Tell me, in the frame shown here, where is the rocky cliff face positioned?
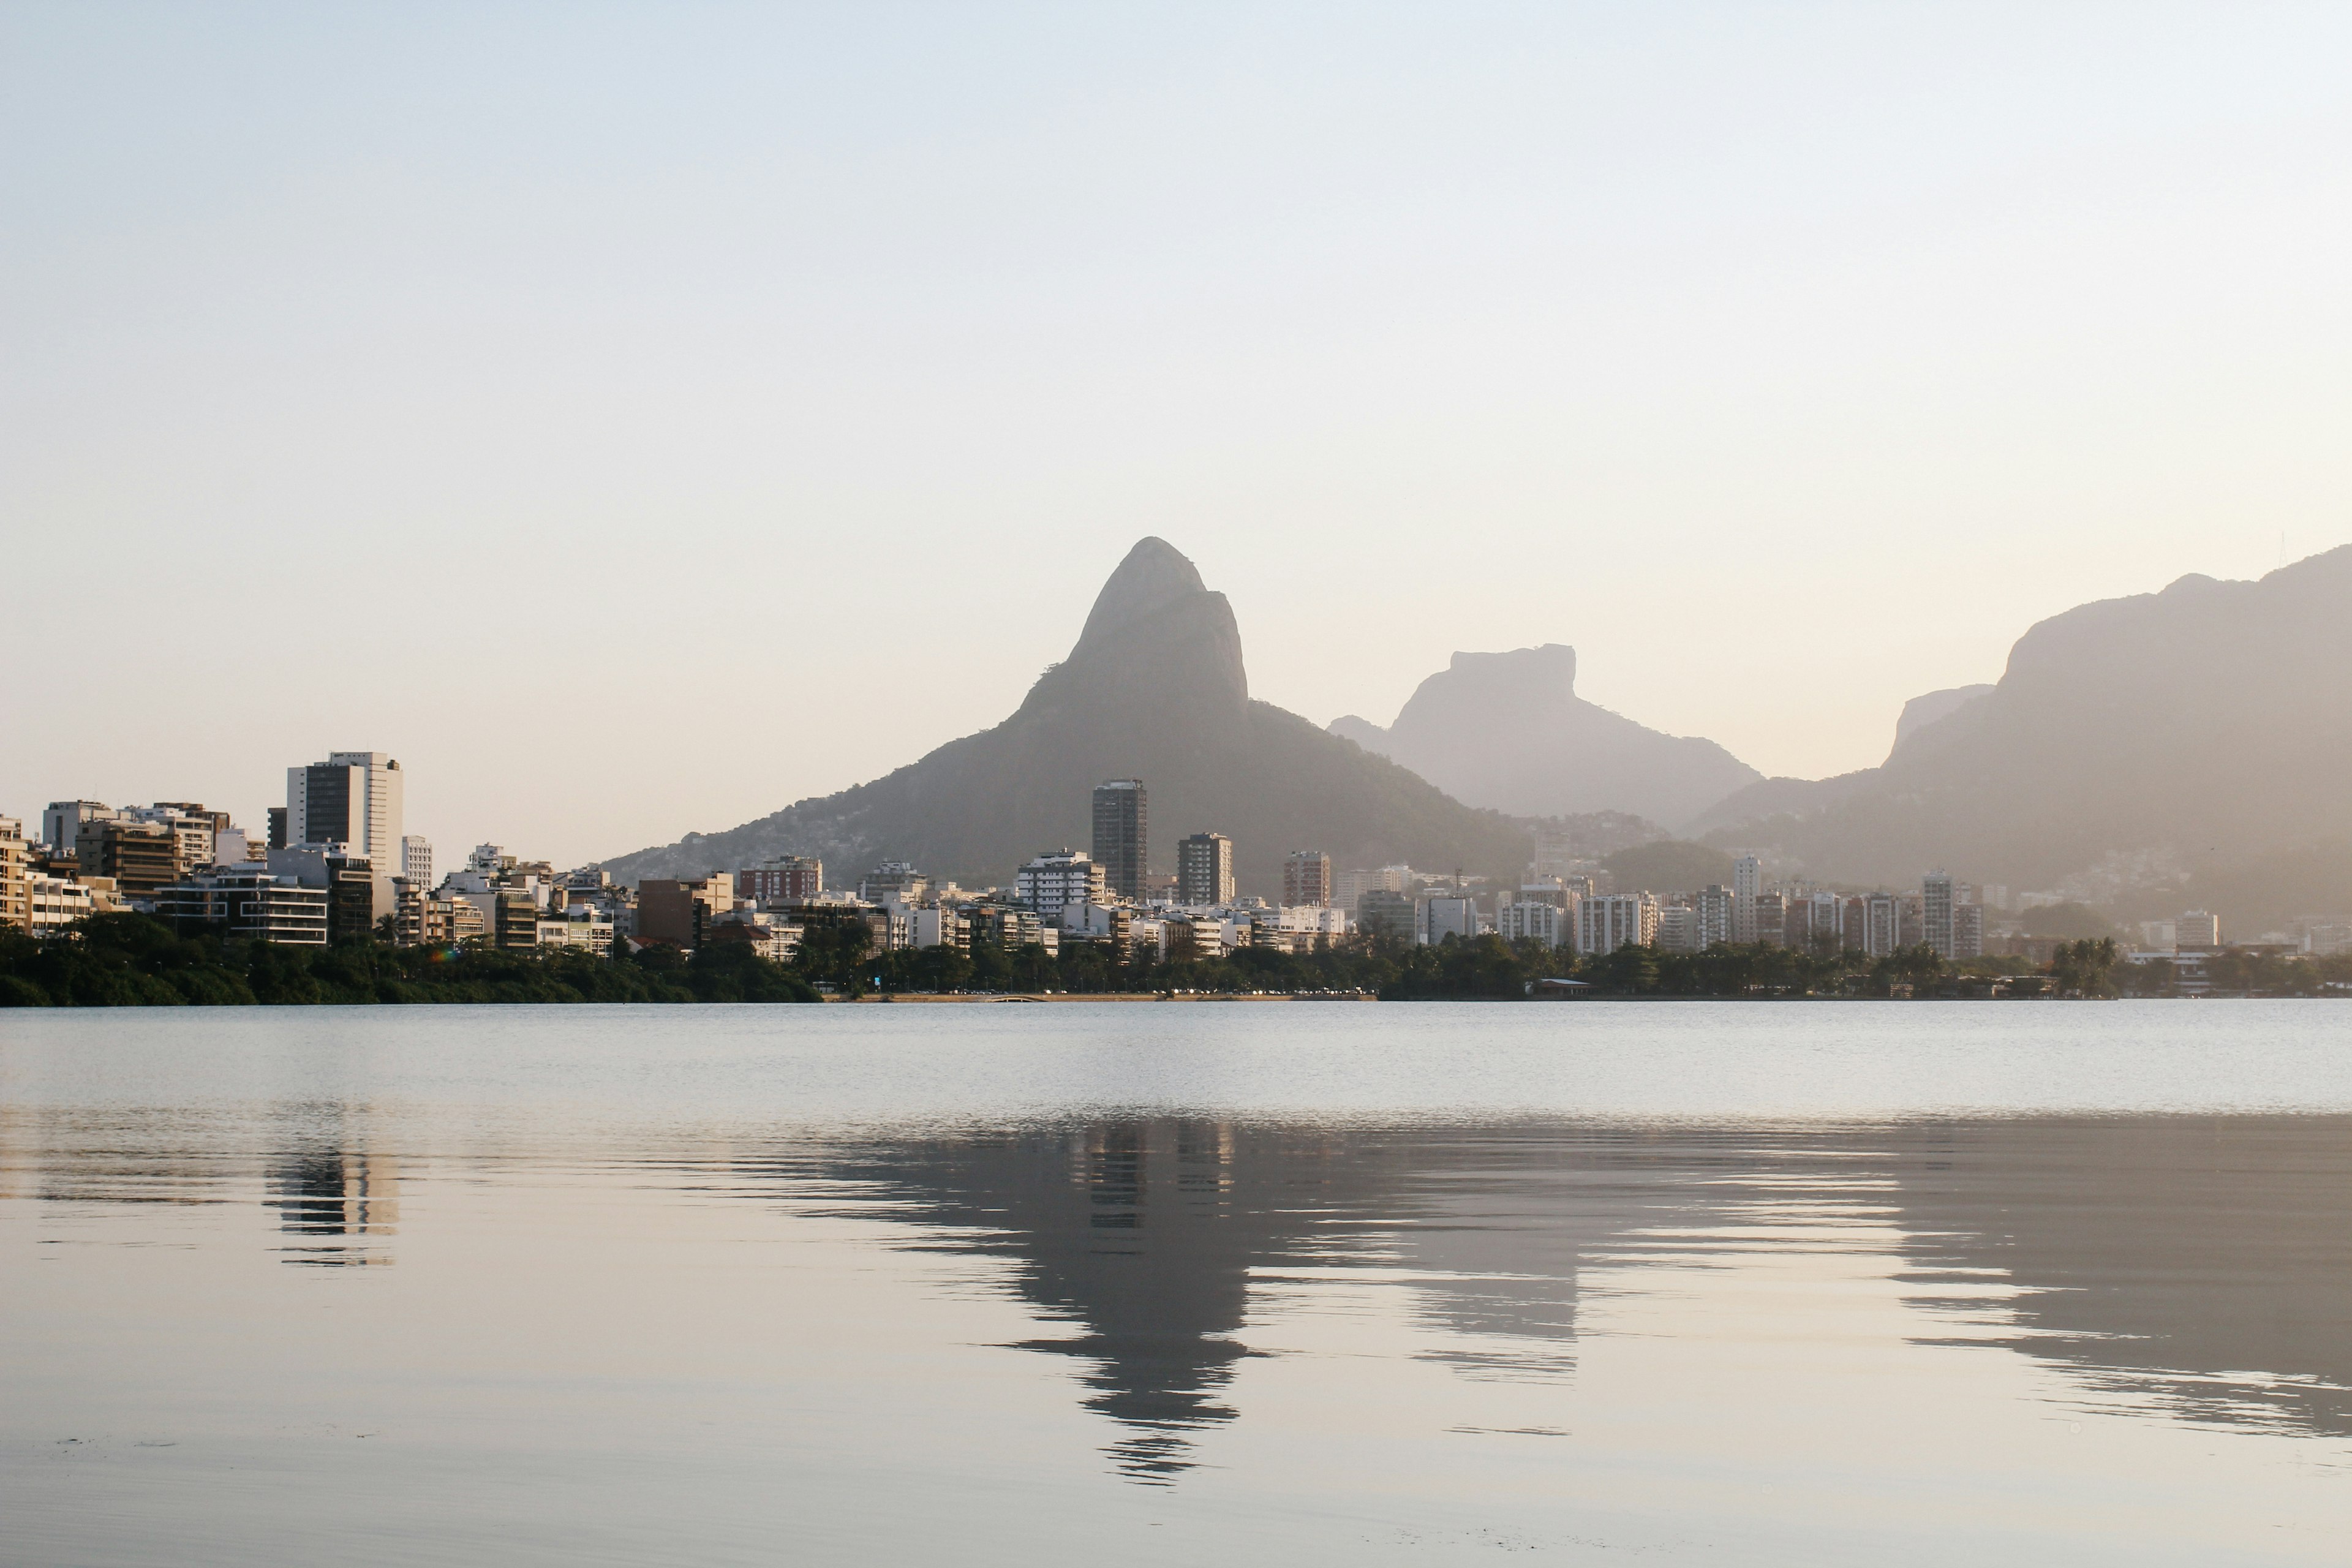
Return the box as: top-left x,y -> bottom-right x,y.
1698,546 -> 2352,921
1887,684 -> 1994,761
1330,643 -> 1762,829
601,538 -> 1529,894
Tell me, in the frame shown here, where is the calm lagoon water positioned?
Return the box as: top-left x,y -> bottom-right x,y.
4,1000 -> 2350,1566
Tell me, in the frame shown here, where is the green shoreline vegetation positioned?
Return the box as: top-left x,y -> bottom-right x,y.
4,912 -> 2342,1008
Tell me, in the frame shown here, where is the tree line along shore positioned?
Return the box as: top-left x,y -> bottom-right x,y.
8,911 -> 2345,1008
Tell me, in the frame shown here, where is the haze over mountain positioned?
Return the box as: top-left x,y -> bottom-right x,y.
1329,644 -> 1762,829
1693,547 -> 2352,927
603,540 -> 1530,894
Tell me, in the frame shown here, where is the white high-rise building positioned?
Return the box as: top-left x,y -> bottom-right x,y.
1576,893 -> 1659,954
287,752 -> 405,921
1016,850 -> 1106,917
1419,895 -> 1476,945
1923,871 -> 1956,959
401,835 -> 433,887
1731,855 -> 1763,941
1951,902 -> 1983,959
1864,892 -> 1903,956
1496,900 -> 1566,949
287,753 -> 405,864
42,801 -> 118,856
1695,885 -> 1733,950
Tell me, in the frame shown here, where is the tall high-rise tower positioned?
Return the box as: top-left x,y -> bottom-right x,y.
1922,870 -> 1956,959
1731,853 -> 1763,943
287,754 -> 405,926
1091,779 -> 1147,902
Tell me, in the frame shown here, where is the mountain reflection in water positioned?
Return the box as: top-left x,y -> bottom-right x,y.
772,1116 -> 2352,1479
1891,1117 -> 2352,1441
6,1094 -> 2348,1500
794,1120 -> 1694,1479
12,1008 -> 2352,1564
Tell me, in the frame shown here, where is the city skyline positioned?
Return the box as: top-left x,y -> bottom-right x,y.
10,753 -> 2254,966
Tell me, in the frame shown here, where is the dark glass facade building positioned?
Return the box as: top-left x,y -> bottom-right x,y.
1177,832 -> 1234,908
1091,780 -> 1147,902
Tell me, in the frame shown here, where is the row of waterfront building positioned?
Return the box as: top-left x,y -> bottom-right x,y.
967,785 -> 2008,961
4,765 -> 2299,963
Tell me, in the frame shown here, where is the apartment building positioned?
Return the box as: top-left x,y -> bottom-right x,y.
859,861 -> 930,905
1357,888 -> 1417,944
1496,899 -> 1566,949
1335,865 -> 1412,913
1576,893 -> 1659,954
1177,833 -> 1235,907
1016,850 -> 1106,915
739,856 -> 824,904
1731,855 -> 1763,941
1655,903 -> 1702,954
42,801 -> 116,856
1281,850 -> 1332,908
638,873 -> 736,949
0,817 -> 28,932
1695,884 -> 1733,949
77,819 -> 179,898
1090,780 -> 1148,902
1420,895 -> 1476,945
153,868 -> 330,945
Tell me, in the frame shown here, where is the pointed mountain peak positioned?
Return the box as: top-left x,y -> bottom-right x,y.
1027,536 -> 1245,713
1072,537 -> 1210,655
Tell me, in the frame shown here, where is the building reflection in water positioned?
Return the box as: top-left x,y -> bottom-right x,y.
0,1098 -> 402,1265
268,1149 -> 398,1266
793,1115 -> 2352,1482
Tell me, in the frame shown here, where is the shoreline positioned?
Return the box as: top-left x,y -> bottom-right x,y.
834,990 -> 1379,1003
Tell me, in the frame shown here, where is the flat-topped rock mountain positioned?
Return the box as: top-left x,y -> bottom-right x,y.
1329,644 -> 1763,829
601,538 -> 1531,895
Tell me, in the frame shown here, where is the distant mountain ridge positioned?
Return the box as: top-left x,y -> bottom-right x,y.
1695,546 -> 2352,925
1330,643 -> 1763,829
600,539 -> 1531,894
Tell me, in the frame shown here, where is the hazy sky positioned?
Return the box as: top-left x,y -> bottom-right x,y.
7,3 -> 2350,868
